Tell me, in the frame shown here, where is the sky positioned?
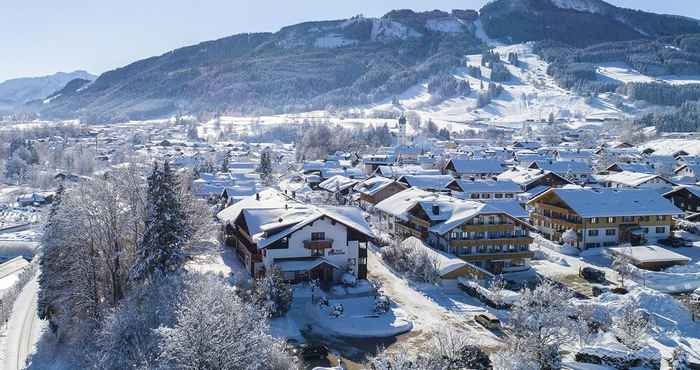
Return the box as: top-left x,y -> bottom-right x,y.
1,0 -> 698,82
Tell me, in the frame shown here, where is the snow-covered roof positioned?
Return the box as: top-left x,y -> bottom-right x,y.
529,160 -> 592,175
481,199 -> 528,219
449,179 -> 521,194
496,167 -> 561,187
318,175 -> 358,192
397,175 -> 453,190
274,258 -> 340,272
597,171 -> 673,187
401,237 -> 467,278
376,188 -> 523,235
217,189 -> 374,249
447,159 -> 505,174
607,162 -> 655,174
530,188 -> 683,218
353,176 -> 400,196
375,165 -> 440,178
608,245 -> 691,264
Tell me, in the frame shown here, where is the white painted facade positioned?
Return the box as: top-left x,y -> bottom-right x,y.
262,217 -> 359,280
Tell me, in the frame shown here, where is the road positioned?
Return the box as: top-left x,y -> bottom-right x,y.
3,274 -> 44,370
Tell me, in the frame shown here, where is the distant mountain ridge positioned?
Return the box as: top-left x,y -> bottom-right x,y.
35,0 -> 700,122
0,71 -> 96,108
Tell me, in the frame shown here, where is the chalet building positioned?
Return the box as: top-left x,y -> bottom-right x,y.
528,188 -> 682,250
443,159 -> 506,179
446,179 -> 521,200
555,149 -> 594,163
674,164 -> 700,182
376,188 -> 534,274
217,189 -> 373,285
663,185 -> 700,214
496,167 -> 572,193
362,155 -> 394,175
352,177 -> 408,207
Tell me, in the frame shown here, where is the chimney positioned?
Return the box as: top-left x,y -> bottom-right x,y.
432,205 -> 440,215
256,193 -> 260,201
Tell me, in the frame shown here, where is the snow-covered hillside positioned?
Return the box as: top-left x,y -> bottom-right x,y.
368,43 -> 648,129
597,62 -> 700,86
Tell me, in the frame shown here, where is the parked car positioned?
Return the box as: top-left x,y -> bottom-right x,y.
300,344 -> 329,361
658,237 -> 689,248
475,313 -> 500,329
580,267 -> 606,283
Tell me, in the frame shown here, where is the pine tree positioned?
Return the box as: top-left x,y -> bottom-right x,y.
132,161 -> 190,281
38,183 -> 65,331
220,151 -> 230,173
257,149 -> 273,186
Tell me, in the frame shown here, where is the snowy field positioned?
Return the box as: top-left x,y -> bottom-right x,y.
597,62 -> 700,86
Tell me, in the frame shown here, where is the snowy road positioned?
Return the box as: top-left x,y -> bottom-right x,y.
367,248 -> 502,350
3,274 -> 45,370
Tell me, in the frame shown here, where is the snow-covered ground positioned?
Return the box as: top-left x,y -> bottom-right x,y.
366,247 -> 503,350
2,274 -> 46,370
597,62 -> 700,86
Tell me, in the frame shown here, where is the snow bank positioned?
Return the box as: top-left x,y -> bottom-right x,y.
308,296 -> 412,338
628,264 -> 700,293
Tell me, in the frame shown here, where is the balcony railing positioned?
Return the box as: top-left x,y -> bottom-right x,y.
303,239 -> 334,250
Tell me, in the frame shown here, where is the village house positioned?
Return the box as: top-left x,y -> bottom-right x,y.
496,167 -> 572,194
674,164 -> 700,182
217,189 -> 374,286
663,185 -> 700,214
527,160 -> 593,184
375,188 -> 534,275
352,176 -> 408,208
528,188 -> 682,249
396,174 -> 454,192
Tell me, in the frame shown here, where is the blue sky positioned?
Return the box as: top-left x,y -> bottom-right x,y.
0,0 -> 697,82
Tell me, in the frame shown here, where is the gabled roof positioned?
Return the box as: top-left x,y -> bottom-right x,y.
446,159 -> 505,174
375,188 -> 524,235
606,163 -> 655,174
448,179 -> 521,194
353,176 -> 404,196
318,175 -> 358,192
397,175 -> 453,190
217,189 -> 374,250
664,185 -> 700,199
528,160 -> 592,175
496,167 -> 569,187
597,171 -> 674,187
529,188 -> 682,218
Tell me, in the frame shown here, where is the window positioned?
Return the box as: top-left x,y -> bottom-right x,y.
605,229 -> 616,236
588,230 -> 599,236
311,232 -> 325,241
642,228 -> 649,234
471,194 -> 480,199
505,193 -> 514,198
483,193 -> 491,199
656,215 -> 665,221
590,218 -> 598,224
656,226 -> 666,234
608,217 -> 615,223
622,216 -> 633,222
495,193 -> 503,199
311,249 -> 324,257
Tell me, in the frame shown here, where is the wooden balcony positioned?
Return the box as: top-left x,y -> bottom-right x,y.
303,239 -> 334,250
460,250 -> 535,262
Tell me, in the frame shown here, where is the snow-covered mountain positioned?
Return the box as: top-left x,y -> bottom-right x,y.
0,71 -> 96,108
33,0 -> 700,122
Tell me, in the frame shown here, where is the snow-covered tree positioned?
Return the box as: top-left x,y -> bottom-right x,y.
489,275 -> 508,306
257,148 -> 273,186
132,161 -> 191,281
507,280 -> 573,369
613,301 -> 650,350
612,253 -> 634,289
158,274 -> 298,370
423,330 -> 491,370
671,347 -> 690,370
254,267 -> 293,317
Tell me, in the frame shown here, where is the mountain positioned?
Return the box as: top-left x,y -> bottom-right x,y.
480,0 -> 700,47
0,71 -> 96,108
38,1 -> 700,122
